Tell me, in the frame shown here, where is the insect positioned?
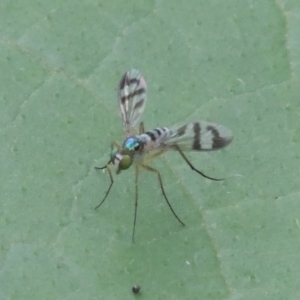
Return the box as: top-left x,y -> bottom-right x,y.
132,285 -> 141,294
95,69 -> 233,242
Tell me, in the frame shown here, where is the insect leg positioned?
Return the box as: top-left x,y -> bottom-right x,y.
174,145 -> 224,181
94,165 -> 114,209
132,166 -> 140,243
111,141 -> 121,149
142,149 -> 166,164
94,140 -> 121,209
141,164 -> 185,226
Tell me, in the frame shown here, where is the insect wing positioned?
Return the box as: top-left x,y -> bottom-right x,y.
118,69 -> 147,135
158,121 -> 233,151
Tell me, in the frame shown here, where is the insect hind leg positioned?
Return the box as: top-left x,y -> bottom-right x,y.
141,164 -> 185,226
174,145 -> 224,181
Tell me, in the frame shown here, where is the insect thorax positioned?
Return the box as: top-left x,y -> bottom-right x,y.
123,136 -> 144,152
110,136 -> 145,174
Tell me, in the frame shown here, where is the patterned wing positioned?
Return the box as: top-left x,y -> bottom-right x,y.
118,69 -> 147,135
141,121 -> 233,152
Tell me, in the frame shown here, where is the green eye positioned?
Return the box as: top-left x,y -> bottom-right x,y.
119,155 -> 132,171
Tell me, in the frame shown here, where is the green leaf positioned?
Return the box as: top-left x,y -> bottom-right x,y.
1,0 -> 300,299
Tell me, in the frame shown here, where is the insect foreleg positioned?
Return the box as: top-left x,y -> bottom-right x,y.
94,165 -> 114,209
